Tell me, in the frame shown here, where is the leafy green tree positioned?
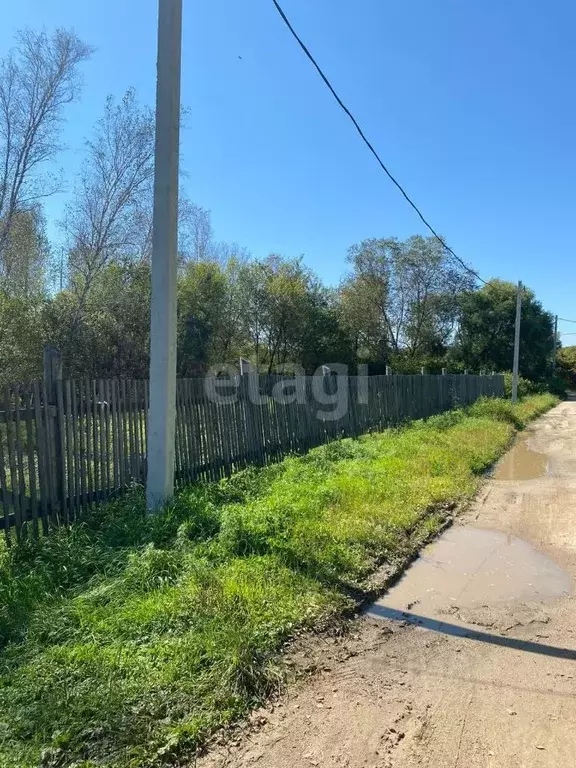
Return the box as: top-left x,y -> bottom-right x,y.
0,206 -> 51,297
456,280 -> 554,379
45,263 -> 151,378
177,260 -> 229,375
242,255 -> 348,373
340,235 -> 472,370
0,293 -> 45,385
557,346 -> 576,388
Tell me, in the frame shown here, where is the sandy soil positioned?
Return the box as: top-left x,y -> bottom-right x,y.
199,401 -> 576,768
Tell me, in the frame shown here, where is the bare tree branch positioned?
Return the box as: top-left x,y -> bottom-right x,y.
63,89 -> 155,304
0,28 -> 92,267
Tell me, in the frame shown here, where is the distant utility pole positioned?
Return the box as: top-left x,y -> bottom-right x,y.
146,0 -> 183,510
552,314 -> 558,371
511,280 -> 522,403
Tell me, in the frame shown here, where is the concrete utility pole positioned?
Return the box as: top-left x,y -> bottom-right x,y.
511,280 -> 522,404
146,0 -> 183,510
552,315 -> 558,371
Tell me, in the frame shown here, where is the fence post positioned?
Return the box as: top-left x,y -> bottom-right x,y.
385,365 -> 392,376
442,368 -> 447,375
239,359 -> 261,464
43,347 -> 62,397
43,347 -> 64,520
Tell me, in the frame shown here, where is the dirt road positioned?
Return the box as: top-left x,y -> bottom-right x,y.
201,401 -> 576,768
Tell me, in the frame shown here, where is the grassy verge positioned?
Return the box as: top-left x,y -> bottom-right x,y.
0,394 -> 558,767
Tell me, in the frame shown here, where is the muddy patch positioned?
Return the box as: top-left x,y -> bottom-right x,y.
367,527 -> 571,621
493,435 -> 548,481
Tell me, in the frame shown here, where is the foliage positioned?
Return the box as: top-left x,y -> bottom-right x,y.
0,28 -> 560,390
498,370 -> 566,400
0,207 -> 51,297
557,345 -> 576,389
178,259 -> 241,375
456,280 -> 555,380
340,235 -> 474,368
467,392 -> 557,429
43,262 -> 151,379
0,395 -> 557,768
501,370 -> 539,399
0,292 -> 45,385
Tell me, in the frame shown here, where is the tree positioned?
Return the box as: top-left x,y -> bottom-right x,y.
177,260 -> 229,375
0,205 -> 50,296
0,28 -> 91,264
178,199 -> 213,263
0,292 -> 45,385
45,262 -> 151,378
456,280 -> 554,379
556,346 -> 576,389
341,235 -> 473,370
248,256 -> 312,372
241,255 -> 350,373
63,89 -> 214,324
63,89 -> 155,302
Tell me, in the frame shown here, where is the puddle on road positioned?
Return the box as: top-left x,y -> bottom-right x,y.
367,527 -> 571,620
492,435 -> 548,481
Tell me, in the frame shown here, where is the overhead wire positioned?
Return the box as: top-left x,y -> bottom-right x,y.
270,0 -> 488,286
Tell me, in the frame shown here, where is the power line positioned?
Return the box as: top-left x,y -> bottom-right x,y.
559,317 -> 576,324
270,0 -> 488,286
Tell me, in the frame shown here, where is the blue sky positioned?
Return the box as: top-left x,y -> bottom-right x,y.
2,0 -> 576,339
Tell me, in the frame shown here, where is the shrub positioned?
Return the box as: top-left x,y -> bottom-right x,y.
501,370 -> 566,399
501,371 -> 538,399
468,393 -> 558,429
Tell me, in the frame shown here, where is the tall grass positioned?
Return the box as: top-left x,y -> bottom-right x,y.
0,394 -> 558,767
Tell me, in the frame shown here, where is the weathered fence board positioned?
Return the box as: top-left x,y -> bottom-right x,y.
0,373 -> 504,540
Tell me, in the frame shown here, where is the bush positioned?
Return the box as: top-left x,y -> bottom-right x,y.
501,370 -> 566,399
541,374 -> 567,397
468,393 -> 558,429
501,371 -> 538,399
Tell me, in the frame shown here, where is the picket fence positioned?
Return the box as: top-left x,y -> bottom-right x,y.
0,372 -> 504,541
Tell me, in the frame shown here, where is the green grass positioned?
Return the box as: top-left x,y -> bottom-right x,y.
0,394 -> 558,768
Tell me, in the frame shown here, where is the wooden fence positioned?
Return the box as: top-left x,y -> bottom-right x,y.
0,372 -> 504,541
